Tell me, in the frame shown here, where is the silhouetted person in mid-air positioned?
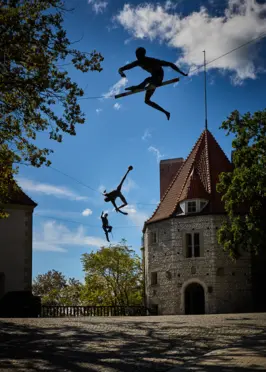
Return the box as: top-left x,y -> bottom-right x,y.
102,166 -> 133,215
118,47 -> 188,120
101,212 -> 113,242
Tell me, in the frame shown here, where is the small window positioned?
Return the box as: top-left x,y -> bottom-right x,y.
151,272 -> 158,285
194,233 -> 200,257
187,201 -> 197,213
186,234 -> 192,257
185,232 -> 203,258
149,231 -> 157,244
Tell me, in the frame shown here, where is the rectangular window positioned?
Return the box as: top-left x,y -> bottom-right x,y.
151,272 -> 158,285
150,231 -> 157,244
186,233 -> 193,257
187,201 -> 197,213
185,232 -> 202,258
194,233 -> 200,257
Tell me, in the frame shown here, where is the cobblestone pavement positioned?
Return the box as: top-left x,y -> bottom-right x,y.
0,313 -> 265,372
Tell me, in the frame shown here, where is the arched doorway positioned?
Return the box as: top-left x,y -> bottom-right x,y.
185,282 -> 205,314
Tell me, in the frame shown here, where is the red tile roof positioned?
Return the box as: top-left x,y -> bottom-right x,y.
145,129 -> 233,226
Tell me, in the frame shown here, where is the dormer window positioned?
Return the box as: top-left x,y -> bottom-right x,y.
187,201 -> 197,213
179,199 -> 208,215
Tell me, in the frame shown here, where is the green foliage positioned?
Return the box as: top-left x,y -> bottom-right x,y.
81,240 -> 143,306
217,109 -> 266,259
32,269 -> 83,305
0,0 -> 103,217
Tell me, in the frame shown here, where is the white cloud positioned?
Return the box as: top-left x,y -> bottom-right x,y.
123,204 -> 149,227
16,177 -> 88,201
164,0 -> 179,11
33,220 -> 108,253
148,146 -> 164,163
103,78 -> 128,99
96,108 -> 102,114
113,102 -> 121,110
36,209 -> 89,219
123,178 -> 138,193
82,208 -> 93,216
88,0 -> 108,14
142,128 -> 152,141
34,241 -> 67,253
115,0 -> 266,84
98,184 -> 106,193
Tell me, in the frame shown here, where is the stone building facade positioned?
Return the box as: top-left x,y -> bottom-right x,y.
143,129 -> 256,315
0,184 -> 37,298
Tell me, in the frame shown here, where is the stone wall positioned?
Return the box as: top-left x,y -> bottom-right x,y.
144,214 -> 253,315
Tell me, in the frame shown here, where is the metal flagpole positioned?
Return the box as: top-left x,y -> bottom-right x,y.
203,50 -> 208,130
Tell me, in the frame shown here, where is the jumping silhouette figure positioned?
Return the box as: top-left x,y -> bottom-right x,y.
101,212 -> 113,242
118,47 -> 187,120
102,166 -> 133,215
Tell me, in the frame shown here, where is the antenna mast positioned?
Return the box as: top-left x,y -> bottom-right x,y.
203,50 -> 208,130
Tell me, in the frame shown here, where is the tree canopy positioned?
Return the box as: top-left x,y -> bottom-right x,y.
217,109 -> 266,259
0,0 -> 103,217
81,240 -> 143,306
32,269 -> 83,305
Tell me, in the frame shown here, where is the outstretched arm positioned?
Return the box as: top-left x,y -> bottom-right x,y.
160,60 -> 187,76
117,166 -> 133,191
118,61 -> 139,77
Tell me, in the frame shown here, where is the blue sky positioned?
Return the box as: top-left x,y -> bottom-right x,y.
16,0 -> 266,282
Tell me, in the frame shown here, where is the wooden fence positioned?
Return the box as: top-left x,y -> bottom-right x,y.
41,305 -> 151,317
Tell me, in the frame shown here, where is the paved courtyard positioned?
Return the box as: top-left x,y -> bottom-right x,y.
0,313 -> 265,371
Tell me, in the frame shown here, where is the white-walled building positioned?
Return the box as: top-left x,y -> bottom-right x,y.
0,185 -> 37,298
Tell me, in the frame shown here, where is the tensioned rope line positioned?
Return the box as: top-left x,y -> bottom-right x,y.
35,213 -> 141,229
78,31 -> 266,100
18,162 -> 158,206
49,165 -> 99,193
16,31 -> 266,208
49,165 -> 158,205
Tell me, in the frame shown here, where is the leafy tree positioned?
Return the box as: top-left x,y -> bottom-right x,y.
0,0 -> 103,217
81,240 -> 143,306
32,269 -> 83,305
217,109 -> 266,259
61,277 -> 83,306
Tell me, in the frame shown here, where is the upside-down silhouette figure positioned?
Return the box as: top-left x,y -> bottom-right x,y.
101,212 -> 113,242
118,47 -> 187,120
102,166 -> 133,215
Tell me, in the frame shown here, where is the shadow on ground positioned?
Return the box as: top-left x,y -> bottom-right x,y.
0,315 -> 265,371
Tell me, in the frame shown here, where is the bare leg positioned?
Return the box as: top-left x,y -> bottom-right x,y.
117,193 -> 127,209
111,199 -> 118,210
145,88 -> 170,120
105,231 -> 110,242
117,203 -> 127,210
103,227 -> 110,242
126,77 -> 152,91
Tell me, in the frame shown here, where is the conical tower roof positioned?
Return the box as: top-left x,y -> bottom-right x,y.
145,129 -> 232,226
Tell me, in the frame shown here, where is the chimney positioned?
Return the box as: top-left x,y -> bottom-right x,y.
160,158 -> 184,199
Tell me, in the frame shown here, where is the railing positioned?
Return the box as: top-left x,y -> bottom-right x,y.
41,305 -> 149,317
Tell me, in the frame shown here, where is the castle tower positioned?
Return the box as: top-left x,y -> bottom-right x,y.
142,129 -> 253,315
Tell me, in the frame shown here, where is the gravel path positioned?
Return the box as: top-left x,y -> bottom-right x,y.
0,313 -> 265,371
